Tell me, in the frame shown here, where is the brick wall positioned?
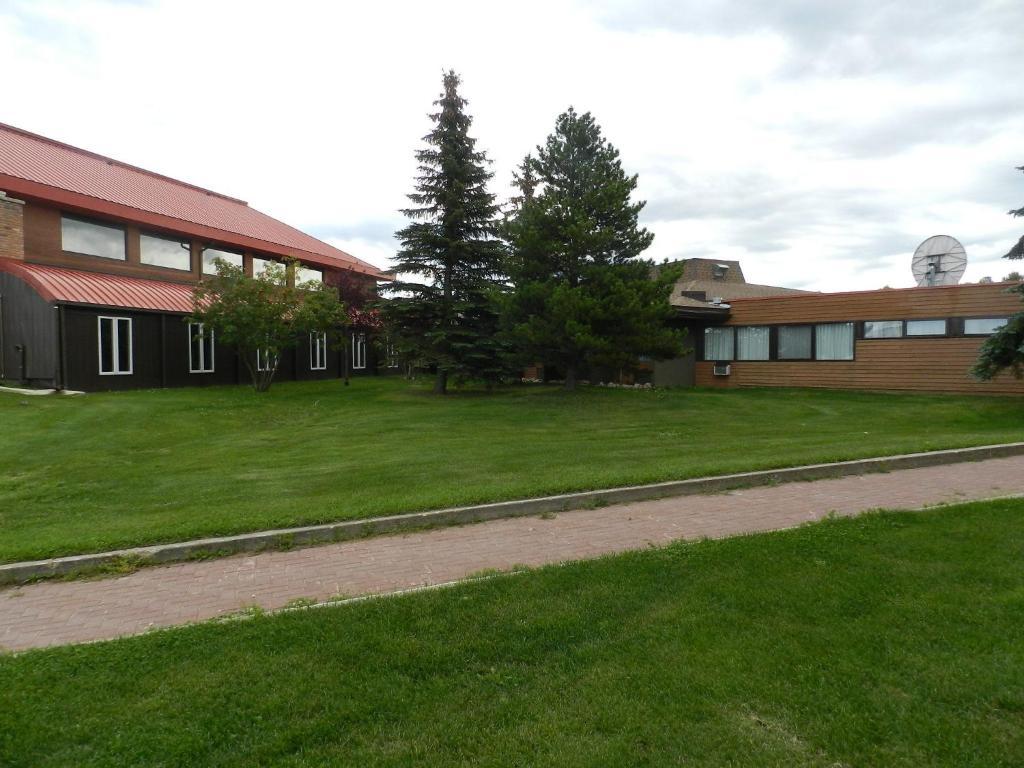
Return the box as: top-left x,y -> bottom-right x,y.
0,191 -> 25,260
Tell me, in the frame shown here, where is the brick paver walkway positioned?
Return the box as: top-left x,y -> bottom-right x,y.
3,455 -> 1024,652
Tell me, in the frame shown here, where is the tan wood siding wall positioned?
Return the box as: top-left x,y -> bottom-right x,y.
722,282 -> 1022,324
695,283 -> 1024,395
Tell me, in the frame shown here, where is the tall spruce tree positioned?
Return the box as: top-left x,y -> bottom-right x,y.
973,164 -> 1024,380
505,108 -> 683,390
384,71 -> 507,393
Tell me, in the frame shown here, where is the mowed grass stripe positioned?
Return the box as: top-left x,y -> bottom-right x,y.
1,377 -> 1023,562
1,499 -> 1022,766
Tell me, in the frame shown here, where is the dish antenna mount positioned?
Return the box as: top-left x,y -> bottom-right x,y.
911,235 -> 967,286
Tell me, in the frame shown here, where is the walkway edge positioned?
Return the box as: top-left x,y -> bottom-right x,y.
5,441 -> 1024,585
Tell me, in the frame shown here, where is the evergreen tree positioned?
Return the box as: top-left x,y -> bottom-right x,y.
973,164 -> 1024,380
1006,165 -> 1024,260
384,71 -> 507,393
505,108 -> 684,390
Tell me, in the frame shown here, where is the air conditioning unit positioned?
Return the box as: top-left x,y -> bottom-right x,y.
713,363 -> 731,377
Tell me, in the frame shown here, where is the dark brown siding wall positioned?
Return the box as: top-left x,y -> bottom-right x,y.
62,307 -> 362,392
162,318 -> 240,388
21,201 -> 350,287
694,282 -> 1024,395
0,271 -> 57,385
64,307 -> 163,391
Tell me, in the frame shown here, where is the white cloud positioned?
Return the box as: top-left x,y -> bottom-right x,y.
2,0 -> 1022,289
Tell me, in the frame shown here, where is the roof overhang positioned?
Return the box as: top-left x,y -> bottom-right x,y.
0,173 -> 391,281
670,304 -> 732,321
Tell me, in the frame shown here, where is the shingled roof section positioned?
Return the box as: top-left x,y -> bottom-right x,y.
0,122 -> 388,279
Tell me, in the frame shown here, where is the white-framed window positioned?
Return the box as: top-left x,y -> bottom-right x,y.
256,348 -> 277,373
352,333 -> 367,370
188,322 -> 215,373
62,216 -> 126,261
141,233 -> 191,271
98,316 -> 133,375
863,320 -> 903,339
906,319 -> 947,337
385,338 -> 399,368
778,325 -> 812,360
736,326 -> 770,361
310,332 -> 328,370
815,322 -> 855,360
964,317 -> 1007,336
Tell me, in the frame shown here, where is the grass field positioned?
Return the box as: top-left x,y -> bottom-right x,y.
2,498 -> 1022,766
1,378 -> 1023,563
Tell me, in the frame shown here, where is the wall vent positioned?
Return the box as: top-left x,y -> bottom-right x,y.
712,363 -> 731,377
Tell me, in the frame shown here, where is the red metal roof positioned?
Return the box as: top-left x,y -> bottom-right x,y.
0,261 -> 197,313
0,122 -> 389,279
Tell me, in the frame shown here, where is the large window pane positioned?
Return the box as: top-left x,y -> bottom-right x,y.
253,256 -> 285,283
141,234 -> 191,270
864,320 -> 903,338
296,265 -> 323,285
310,332 -> 327,370
116,319 -> 132,372
815,323 -> 854,360
62,217 -> 125,260
964,317 -> 1007,335
188,322 -> 214,373
99,318 -> 114,373
778,326 -> 812,359
906,319 -> 946,336
703,327 -> 734,361
202,247 -> 244,274
736,326 -> 769,360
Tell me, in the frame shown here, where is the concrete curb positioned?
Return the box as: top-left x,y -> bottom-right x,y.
4,441 -> 1024,585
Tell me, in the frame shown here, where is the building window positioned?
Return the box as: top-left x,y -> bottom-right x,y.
256,348 -> 276,373
352,333 -> 367,370
703,327 -> 734,361
188,323 -> 215,373
863,320 -> 903,339
296,265 -> 324,285
815,323 -> 854,360
736,326 -> 770,360
385,338 -> 399,369
253,256 -> 285,283
62,216 -> 126,261
141,233 -> 191,271
906,319 -> 947,337
310,332 -> 328,370
964,317 -> 1007,336
778,326 -> 812,360
98,316 -> 132,375
202,247 -> 245,274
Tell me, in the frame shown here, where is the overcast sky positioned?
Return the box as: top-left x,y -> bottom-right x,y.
2,0 -> 1022,290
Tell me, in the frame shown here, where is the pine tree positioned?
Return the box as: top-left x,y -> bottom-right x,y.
384,71 -> 507,393
973,164 -> 1024,380
505,108 -> 684,390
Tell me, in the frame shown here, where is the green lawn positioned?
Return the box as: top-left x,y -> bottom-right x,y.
2,499 -> 1022,766
1,378 -> 1023,563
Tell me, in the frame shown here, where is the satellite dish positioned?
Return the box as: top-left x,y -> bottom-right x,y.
911,235 -> 967,286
